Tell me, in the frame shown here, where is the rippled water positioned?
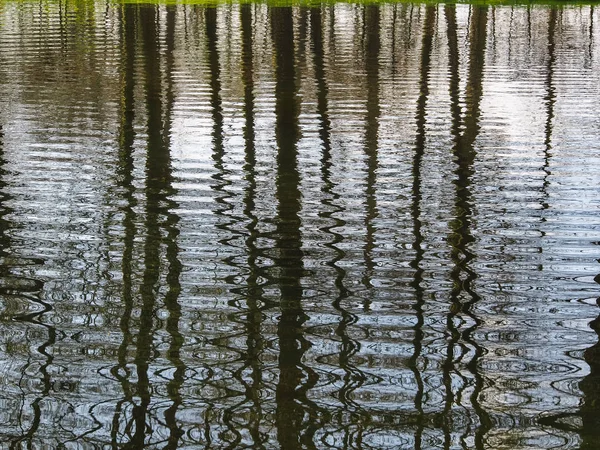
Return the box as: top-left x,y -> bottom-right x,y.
0,1 -> 599,448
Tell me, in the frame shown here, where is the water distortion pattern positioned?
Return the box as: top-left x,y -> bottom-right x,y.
0,2 -> 599,448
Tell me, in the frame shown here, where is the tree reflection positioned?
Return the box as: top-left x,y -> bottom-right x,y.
541,7 -> 557,210
271,7 -> 321,449
0,2 -> 599,448
447,5 -> 491,449
410,6 -> 436,450
125,5 -> 163,446
441,7 -> 466,450
238,4 -> 268,447
362,5 -> 380,298
161,8 -> 185,450
109,4 -> 182,447
110,3 -> 137,447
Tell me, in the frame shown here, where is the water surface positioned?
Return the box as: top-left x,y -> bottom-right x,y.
0,1 -> 600,448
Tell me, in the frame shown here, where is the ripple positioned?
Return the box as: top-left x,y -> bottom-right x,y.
0,1 -> 599,448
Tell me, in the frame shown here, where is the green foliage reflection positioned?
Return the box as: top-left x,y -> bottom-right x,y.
0,0 -> 598,9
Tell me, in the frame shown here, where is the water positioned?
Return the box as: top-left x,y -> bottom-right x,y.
0,1 -> 599,448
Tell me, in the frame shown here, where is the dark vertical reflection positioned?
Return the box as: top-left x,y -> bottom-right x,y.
447,6 -> 491,449
362,5 -> 380,299
110,4 -> 137,447
541,8 -> 557,211
442,5 -> 469,450
390,5 -> 398,74
161,7 -> 185,450
206,6 -> 224,157
271,7 -> 316,449
409,7 -> 436,450
125,6 -> 162,447
238,4 -> 267,447
297,8 -> 309,66
507,7 -> 514,64
0,122 -> 8,260
206,4 -> 231,231
526,6 -> 532,46
588,6 -> 594,66
205,7 -> 239,446
123,5 -> 180,447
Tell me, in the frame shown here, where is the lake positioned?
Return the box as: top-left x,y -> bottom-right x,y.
0,1 -> 599,448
